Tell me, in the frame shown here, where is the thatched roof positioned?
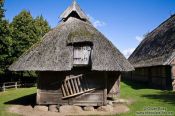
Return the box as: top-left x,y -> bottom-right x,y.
9,1 -> 133,72
60,0 -> 89,21
129,14 -> 175,68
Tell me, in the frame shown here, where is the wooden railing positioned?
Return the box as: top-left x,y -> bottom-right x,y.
0,82 -> 20,92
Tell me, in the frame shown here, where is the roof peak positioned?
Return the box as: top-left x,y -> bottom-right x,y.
72,0 -> 78,11
72,0 -> 77,5
60,0 -> 89,22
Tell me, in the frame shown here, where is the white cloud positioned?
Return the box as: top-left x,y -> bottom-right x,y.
87,14 -> 106,28
122,48 -> 135,58
136,35 -> 144,42
93,20 -> 106,28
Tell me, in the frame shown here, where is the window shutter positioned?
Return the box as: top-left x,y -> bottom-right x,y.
73,46 -> 91,66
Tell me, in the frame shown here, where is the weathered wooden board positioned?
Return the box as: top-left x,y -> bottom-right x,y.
73,46 -> 91,66
122,66 -> 172,89
37,71 -> 111,106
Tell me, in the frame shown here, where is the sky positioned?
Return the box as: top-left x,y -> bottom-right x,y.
4,0 -> 175,58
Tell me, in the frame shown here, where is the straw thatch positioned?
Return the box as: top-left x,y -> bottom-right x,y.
9,1 -> 133,72
60,1 -> 88,21
129,14 -> 175,68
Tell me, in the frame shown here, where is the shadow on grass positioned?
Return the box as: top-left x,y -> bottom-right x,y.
142,91 -> 175,105
122,80 -> 152,90
122,80 -> 172,90
4,93 -> 36,107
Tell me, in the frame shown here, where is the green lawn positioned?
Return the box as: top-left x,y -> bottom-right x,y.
0,81 -> 175,116
0,87 -> 36,116
119,81 -> 175,116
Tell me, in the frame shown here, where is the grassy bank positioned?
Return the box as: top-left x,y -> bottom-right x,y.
0,81 -> 174,116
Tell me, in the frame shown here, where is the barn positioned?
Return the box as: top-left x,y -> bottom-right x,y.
124,14 -> 175,90
9,1 -> 134,106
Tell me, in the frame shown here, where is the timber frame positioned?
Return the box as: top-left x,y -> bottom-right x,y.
37,71 -> 120,106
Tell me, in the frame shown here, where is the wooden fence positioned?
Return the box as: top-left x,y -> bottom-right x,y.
0,82 -> 37,92
0,82 -> 20,92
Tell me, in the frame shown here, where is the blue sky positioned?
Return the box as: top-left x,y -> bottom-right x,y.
4,0 -> 175,58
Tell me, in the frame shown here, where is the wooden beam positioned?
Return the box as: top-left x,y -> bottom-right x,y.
171,65 -> 175,91
70,79 -> 76,94
103,72 -> 107,106
77,77 -> 83,92
62,88 -> 95,99
64,81 -> 70,96
67,80 -> 73,95
74,77 -> 79,93
61,84 -> 66,97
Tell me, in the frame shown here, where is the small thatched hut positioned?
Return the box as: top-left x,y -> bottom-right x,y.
9,1 -> 133,106
125,14 -> 175,90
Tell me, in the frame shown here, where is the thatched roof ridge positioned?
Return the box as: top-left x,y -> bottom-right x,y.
129,14 -> 175,68
60,0 -> 89,21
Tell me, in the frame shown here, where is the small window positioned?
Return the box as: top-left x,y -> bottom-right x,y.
73,46 -> 91,66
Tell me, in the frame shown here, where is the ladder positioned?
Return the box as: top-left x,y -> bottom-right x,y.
61,74 -> 95,99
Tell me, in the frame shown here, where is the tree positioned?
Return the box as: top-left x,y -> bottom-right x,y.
34,15 -> 50,39
11,10 -> 37,58
11,10 -> 50,59
0,0 -> 13,75
0,0 -> 5,19
10,10 -> 50,79
0,1 -> 51,82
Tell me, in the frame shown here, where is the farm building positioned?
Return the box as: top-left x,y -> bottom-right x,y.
124,14 -> 175,90
9,1 -> 134,106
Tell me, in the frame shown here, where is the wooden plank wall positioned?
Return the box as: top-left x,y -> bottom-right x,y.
122,66 -> 172,89
107,72 -> 121,98
37,71 -> 110,106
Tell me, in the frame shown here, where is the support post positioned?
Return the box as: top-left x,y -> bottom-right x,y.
118,73 -> 121,96
103,72 -> 107,106
15,82 -> 17,89
3,83 -> 5,92
172,80 -> 175,91
131,71 -> 133,81
171,65 -> 175,91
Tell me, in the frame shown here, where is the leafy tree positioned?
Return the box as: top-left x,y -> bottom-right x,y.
0,0 -> 13,75
0,0 -> 5,19
11,10 -> 37,58
0,3 -> 50,81
10,10 -> 50,79
34,15 -> 50,39
11,10 -> 50,59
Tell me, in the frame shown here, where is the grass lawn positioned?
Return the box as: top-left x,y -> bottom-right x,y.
0,81 -> 175,116
118,81 -> 175,116
0,87 -> 36,116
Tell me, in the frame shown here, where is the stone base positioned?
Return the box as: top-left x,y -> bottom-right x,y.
83,106 -> 95,111
59,105 -> 83,113
34,105 -> 48,112
9,104 -> 130,116
49,105 -> 58,112
97,105 -> 113,112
